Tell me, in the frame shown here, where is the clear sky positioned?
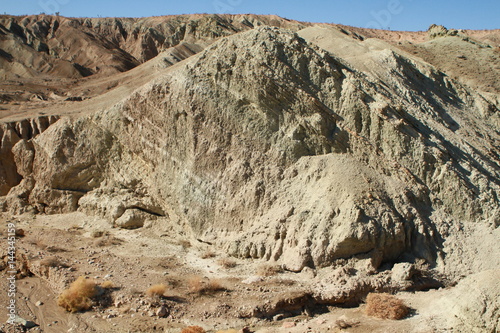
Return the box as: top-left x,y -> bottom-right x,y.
2,0 -> 499,31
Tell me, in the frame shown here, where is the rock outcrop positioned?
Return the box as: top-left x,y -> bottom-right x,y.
0,14 -> 308,79
1,19 -> 499,315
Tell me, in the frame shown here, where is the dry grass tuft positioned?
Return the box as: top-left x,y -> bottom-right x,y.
201,249 -> 216,259
178,240 -> 191,249
188,276 -> 225,295
217,257 -> 237,269
45,245 -> 67,253
365,293 -> 410,320
91,230 -> 107,238
188,276 -> 204,293
100,280 -> 115,289
146,284 -> 167,298
57,276 -> 99,312
40,256 -> 67,268
257,264 -> 283,277
181,326 -> 206,333
94,236 -> 123,247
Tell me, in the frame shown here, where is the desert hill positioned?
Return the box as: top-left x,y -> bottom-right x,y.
0,14 -> 499,333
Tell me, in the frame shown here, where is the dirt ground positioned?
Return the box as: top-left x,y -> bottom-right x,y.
1,212 -> 461,333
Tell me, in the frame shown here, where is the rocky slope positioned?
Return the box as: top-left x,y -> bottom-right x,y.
0,14 -> 308,79
1,14 -> 499,332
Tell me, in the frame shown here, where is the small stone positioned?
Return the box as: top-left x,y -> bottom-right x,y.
273,314 -> 285,321
14,316 -> 37,328
35,301 -> 43,306
282,322 -> 296,328
156,305 -> 169,318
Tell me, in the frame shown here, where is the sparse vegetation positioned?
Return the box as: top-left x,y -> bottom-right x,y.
91,230 -> 106,238
188,276 -> 226,295
46,245 -> 67,253
181,326 -> 206,333
257,263 -> 283,277
94,236 -> 123,247
57,277 -> 99,313
179,240 -> 191,249
146,283 -> 167,298
188,276 -> 203,293
365,293 -> 410,320
40,256 -> 67,268
201,249 -> 216,259
217,257 -> 237,269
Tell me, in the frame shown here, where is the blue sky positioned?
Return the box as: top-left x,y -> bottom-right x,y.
2,0 -> 498,31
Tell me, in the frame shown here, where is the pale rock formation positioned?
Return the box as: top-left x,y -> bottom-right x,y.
0,25 -> 498,301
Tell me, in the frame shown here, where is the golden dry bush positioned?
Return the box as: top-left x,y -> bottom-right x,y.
100,280 -> 114,289
181,326 -> 206,333
204,279 -> 225,294
188,276 -> 204,293
365,293 -> 410,320
146,284 -> 166,298
188,276 -> 225,295
57,277 -> 98,312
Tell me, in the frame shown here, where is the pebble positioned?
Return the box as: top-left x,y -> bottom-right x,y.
35,301 -> 43,306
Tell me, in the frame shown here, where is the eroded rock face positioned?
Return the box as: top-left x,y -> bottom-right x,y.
0,26 -> 499,278
0,14 -> 308,79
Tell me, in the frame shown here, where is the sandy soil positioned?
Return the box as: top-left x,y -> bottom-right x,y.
1,212 -> 465,333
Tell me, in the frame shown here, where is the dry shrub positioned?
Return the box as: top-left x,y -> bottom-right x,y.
45,245 -> 67,253
29,236 -> 47,249
57,276 -> 98,312
95,236 -> 123,247
188,276 -> 225,295
201,249 -> 216,259
40,256 -> 67,268
217,257 -> 237,269
188,276 -> 203,293
100,280 -> 114,289
146,284 -> 166,298
91,230 -> 107,238
204,280 -> 225,294
181,326 -> 206,333
179,240 -> 191,249
257,264 -> 283,277
365,293 -> 409,320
